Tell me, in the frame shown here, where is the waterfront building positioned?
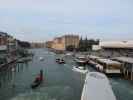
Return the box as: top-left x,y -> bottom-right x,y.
92,45 -> 101,51
0,45 -> 8,64
100,41 -> 133,57
52,37 -> 65,50
7,37 -> 18,62
31,42 -> 45,48
51,35 -> 79,51
0,32 -> 8,45
45,41 -> 53,48
0,32 -> 18,64
0,32 -> 10,64
64,35 -> 79,49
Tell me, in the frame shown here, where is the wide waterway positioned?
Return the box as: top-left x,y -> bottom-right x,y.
0,48 -> 133,100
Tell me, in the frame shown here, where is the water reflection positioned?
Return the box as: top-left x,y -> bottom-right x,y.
0,62 -> 29,88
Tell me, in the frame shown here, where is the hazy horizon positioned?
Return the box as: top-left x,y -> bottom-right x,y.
0,0 -> 133,42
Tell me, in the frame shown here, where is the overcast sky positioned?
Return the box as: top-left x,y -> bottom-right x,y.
0,0 -> 133,42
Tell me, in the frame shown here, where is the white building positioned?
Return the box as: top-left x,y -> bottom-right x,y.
99,41 -> 133,57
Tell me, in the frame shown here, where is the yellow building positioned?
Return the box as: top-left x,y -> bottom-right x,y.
52,35 -> 79,51
45,41 -> 53,48
52,37 -> 65,50
63,35 -> 79,48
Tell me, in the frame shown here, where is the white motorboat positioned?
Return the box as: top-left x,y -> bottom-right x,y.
81,72 -> 116,100
97,59 -> 121,74
72,66 -> 88,74
39,57 -> 44,61
73,56 -> 88,74
66,52 -> 74,56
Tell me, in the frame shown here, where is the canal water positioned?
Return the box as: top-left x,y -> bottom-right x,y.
0,48 -> 133,100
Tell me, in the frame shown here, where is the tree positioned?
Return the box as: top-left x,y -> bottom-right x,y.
77,37 -> 100,52
78,37 -> 85,51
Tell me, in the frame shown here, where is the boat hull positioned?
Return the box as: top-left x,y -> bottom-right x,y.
72,66 -> 88,74
31,81 -> 42,89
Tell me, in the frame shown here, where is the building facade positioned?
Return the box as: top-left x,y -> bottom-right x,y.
0,32 -> 8,45
64,35 -> 79,49
31,42 -> 45,48
52,37 -> 65,50
100,41 -> 133,58
45,41 -> 54,48
50,35 -> 79,51
0,32 -> 18,64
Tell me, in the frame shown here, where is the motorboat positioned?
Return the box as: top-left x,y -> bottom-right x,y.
72,66 -> 88,74
81,72 -> 116,100
96,59 -> 122,75
65,52 -> 74,56
31,70 -> 43,89
75,56 -> 88,65
73,56 -> 88,74
58,59 -> 65,64
39,57 -> 44,61
56,58 -> 65,64
56,58 -> 60,62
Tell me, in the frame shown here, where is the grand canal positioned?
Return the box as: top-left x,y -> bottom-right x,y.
0,49 -> 133,100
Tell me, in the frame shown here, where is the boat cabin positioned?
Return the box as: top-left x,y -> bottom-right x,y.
97,59 -> 122,74
113,57 -> 133,80
87,55 -> 102,67
75,56 -> 87,67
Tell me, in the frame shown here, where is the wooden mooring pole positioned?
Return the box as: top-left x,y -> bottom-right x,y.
131,65 -> 133,80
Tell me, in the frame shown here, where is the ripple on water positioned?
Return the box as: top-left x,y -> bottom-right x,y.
10,92 -> 56,100
10,85 -> 74,100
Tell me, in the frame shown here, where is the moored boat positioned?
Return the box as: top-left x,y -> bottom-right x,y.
58,59 -> 65,64
75,56 -> 88,64
97,59 -> 122,75
73,56 -> 88,74
72,66 -> 88,74
56,58 -> 60,62
56,58 -> 65,64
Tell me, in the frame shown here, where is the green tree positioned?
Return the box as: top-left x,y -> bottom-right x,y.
78,37 -> 100,52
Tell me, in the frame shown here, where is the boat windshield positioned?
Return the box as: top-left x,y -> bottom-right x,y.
76,62 -> 86,66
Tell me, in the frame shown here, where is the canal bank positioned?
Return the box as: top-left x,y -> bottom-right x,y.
0,48 -> 133,100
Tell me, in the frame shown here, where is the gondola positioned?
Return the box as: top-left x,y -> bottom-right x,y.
31,70 -> 43,89
31,80 -> 42,89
